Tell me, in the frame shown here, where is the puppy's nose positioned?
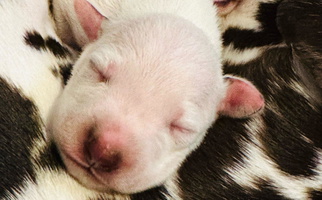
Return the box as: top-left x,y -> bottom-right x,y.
85,135 -> 122,173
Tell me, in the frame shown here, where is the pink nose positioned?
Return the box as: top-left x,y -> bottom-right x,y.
85,134 -> 122,173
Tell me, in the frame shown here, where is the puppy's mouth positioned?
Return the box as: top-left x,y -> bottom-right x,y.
214,0 -> 240,16
64,151 -> 109,187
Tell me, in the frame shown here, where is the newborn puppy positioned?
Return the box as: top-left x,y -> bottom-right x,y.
47,0 -> 264,194
174,0 -> 322,199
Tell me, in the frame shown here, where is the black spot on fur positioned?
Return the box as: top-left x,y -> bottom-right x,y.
247,182 -> 290,200
310,190 -> 322,200
37,142 -> 65,171
45,37 -> 70,58
50,64 -> 73,85
24,31 -> 46,50
59,64 -> 73,85
277,0 -> 322,47
222,2 -> 282,50
131,186 -> 169,200
0,77 -> 42,197
48,0 -> 54,20
223,181 -> 291,200
24,30 -> 70,58
179,117 -> 253,199
51,67 -> 59,78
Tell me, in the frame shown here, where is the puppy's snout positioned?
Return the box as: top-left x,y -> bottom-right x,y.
85,132 -> 122,173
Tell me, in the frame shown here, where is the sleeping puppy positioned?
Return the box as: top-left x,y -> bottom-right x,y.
47,0 -> 264,194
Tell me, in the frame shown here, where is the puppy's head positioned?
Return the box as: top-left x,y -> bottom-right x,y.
48,14 -> 264,194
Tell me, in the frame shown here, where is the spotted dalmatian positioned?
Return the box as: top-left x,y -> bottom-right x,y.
174,0 -> 322,199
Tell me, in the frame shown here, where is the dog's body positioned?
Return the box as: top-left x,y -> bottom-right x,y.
173,0 -> 322,199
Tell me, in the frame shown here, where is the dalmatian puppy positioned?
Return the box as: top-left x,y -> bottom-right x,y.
172,0 -> 322,199
47,0 -> 264,195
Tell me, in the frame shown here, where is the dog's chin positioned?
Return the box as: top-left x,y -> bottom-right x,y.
214,0 -> 240,16
62,152 -> 152,194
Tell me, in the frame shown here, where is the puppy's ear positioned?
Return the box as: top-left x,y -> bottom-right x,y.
218,76 -> 264,118
74,0 -> 105,42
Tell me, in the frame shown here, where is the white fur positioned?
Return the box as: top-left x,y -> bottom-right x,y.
222,44 -> 264,65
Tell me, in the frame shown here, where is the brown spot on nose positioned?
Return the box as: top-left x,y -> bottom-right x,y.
85,133 -> 122,173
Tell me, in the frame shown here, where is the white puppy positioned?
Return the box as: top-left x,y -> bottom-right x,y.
47,0 -> 265,194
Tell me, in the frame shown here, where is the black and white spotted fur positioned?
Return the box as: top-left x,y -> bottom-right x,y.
0,0 -> 103,199
2,0 -> 322,199
173,0 -> 322,199
0,0 -> 75,122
